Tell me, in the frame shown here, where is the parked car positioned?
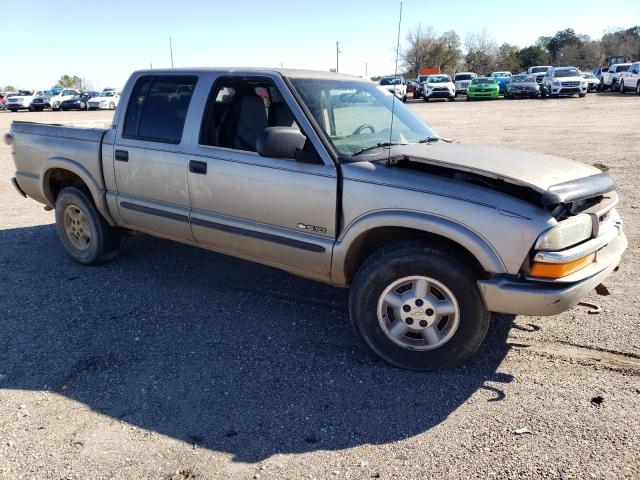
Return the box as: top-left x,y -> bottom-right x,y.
411,80 -> 424,99
453,72 -> 477,95
526,66 -> 552,85
489,71 -> 512,93
581,72 -> 599,92
412,75 -> 430,98
48,88 -> 81,110
378,76 -> 407,102
541,67 -> 587,98
505,74 -> 539,98
30,89 -> 59,111
422,74 -> 456,102
5,90 -> 36,111
0,92 -> 11,110
600,63 -> 632,91
87,90 -> 121,110
466,77 -> 499,100
619,61 -> 640,95
6,68 -> 626,371
60,91 -> 100,111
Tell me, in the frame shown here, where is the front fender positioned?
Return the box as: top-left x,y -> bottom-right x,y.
40,157 -> 116,226
330,209 -> 506,286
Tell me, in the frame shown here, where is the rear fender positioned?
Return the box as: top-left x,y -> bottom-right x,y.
40,157 -> 116,226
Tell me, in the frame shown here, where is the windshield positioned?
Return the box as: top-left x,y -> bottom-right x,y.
471,78 -> 496,85
511,75 -> 534,83
379,77 -> 402,85
554,68 -> 580,77
428,75 -> 451,83
582,73 -> 596,79
491,72 -> 511,77
101,91 -> 116,97
291,78 -> 437,158
454,73 -> 474,81
530,67 -> 549,73
416,75 -> 429,83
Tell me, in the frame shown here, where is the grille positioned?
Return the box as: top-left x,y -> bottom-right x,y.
561,81 -> 580,87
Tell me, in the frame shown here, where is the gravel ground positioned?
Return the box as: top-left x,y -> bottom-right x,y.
1,93 -> 639,480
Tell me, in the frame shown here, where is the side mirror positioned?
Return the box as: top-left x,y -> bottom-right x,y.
256,127 -> 306,159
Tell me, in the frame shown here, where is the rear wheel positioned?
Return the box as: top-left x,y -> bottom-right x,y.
349,242 -> 490,370
54,187 -> 121,265
636,81 -> 640,95
620,81 -> 626,94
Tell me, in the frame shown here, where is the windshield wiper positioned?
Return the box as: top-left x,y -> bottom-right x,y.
416,136 -> 440,143
351,141 -> 406,156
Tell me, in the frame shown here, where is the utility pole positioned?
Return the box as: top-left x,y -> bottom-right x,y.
336,41 -> 341,73
169,37 -> 174,68
365,61 -> 368,78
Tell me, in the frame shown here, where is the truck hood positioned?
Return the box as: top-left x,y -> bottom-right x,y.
353,141 -> 614,205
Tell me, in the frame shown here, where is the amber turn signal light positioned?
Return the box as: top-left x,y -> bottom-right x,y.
530,253 -> 595,279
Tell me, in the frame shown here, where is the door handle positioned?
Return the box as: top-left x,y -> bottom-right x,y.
115,149 -> 129,162
189,160 -> 207,175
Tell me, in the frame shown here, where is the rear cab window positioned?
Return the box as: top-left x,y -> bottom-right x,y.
123,75 -> 198,144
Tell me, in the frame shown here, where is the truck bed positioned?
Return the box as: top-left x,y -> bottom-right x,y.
10,121 -> 110,207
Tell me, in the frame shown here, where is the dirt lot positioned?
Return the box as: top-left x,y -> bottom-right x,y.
1,93 -> 639,480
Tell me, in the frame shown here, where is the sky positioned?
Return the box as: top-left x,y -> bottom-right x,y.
2,0 -> 638,90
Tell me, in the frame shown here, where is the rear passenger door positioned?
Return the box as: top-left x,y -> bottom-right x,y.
186,73 -> 337,278
112,75 -> 198,240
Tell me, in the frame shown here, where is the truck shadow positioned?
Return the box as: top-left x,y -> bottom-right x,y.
0,224 -> 514,463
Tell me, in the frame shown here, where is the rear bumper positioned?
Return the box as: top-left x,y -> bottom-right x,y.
478,230 -> 627,316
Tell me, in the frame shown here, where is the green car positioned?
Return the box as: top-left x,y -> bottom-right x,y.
466,77 -> 500,100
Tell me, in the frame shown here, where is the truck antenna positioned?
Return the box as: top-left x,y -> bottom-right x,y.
388,1 -> 403,166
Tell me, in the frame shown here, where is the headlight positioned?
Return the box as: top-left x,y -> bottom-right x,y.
552,80 -> 562,86
536,214 -> 592,251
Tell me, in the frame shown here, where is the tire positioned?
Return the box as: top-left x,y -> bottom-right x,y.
28,106 -> 34,112
579,93 -> 586,97
448,96 -> 455,102
423,96 -> 429,102
109,102 -> 116,110
619,81 -> 625,94
349,241 -> 490,371
52,101 -> 60,111
466,95 -> 471,101
54,186 -> 121,265
636,81 -> 640,95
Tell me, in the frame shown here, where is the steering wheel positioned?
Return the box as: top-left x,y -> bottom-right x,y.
352,123 -> 376,135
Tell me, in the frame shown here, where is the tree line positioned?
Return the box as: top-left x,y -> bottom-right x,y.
1,74 -> 93,93
400,25 -> 640,78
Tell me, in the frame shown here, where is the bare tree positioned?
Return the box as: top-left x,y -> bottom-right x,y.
464,29 -> 499,75
401,24 -> 439,76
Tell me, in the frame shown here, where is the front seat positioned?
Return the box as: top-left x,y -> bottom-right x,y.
234,94 -> 268,151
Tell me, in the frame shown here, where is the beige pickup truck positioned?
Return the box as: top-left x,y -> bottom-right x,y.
6,68 -> 627,370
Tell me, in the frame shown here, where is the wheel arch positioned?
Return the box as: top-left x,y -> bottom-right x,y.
40,157 -> 116,226
331,210 -> 506,286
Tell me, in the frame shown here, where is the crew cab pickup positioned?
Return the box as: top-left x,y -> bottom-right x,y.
6,68 -> 627,371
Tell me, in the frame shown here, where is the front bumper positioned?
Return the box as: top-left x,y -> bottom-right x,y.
550,84 -> 587,95
478,229 -> 627,316
467,89 -> 499,98
425,90 -> 454,98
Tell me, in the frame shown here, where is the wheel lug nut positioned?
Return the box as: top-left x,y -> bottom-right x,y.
402,305 -> 411,312
415,299 -> 424,307
406,318 -> 414,325
419,320 -> 428,327
426,308 -> 435,316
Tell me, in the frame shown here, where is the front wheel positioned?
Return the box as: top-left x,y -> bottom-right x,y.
579,93 -> 586,97
52,101 -> 60,111
619,81 -> 626,94
349,242 -> 490,370
636,81 -> 640,95
54,187 -> 121,265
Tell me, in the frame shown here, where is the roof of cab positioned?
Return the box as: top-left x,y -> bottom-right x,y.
130,67 -> 368,82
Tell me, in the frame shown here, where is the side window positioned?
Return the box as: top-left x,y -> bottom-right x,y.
199,78 -> 298,152
122,75 -> 198,144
